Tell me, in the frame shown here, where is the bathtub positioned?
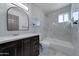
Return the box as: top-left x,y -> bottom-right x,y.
40,37 -> 74,56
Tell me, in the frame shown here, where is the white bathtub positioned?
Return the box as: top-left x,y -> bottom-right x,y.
40,37 -> 74,56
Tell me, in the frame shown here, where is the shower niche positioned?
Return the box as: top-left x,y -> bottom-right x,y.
7,7 -> 29,31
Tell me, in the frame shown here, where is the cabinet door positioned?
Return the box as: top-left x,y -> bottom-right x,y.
23,39 -> 31,56
30,36 -> 39,56
0,45 -> 17,56
16,40 -> 23,56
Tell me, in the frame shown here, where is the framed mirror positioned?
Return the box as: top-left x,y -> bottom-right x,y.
7,7 -> 29,31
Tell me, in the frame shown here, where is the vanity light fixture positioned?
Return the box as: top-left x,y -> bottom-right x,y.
11,3 -> 29,11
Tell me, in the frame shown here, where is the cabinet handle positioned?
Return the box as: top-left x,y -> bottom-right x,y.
0,52 -> 9,55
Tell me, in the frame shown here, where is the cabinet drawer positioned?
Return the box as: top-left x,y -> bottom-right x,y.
0,41 -> 17,50
0,44 -> 17,56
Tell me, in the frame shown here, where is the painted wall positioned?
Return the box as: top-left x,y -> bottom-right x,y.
0,3 -> 45,41
25,4 -> 46,41
45,4 -> 72,42
71,3 -> 79,55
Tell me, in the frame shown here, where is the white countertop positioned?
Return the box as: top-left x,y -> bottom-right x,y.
0,33 -> 39,44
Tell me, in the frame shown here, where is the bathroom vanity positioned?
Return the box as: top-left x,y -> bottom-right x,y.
0,34 -> 39,56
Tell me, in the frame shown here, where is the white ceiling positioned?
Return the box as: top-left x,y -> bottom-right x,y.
33,3 -> 70,13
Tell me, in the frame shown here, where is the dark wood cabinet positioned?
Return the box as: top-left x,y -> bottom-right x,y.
0,41 -> 17,56
0,35 -> 39,56
0,46 -> 16,56
30,36 -> 39,56
16,40 -> 23,56
22,35 -> 39,56
23,38 -> 31,56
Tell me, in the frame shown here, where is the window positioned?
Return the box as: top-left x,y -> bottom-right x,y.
72,12 -> 79,21
64,13 -> 69,22
58,13 -> 69,23
58,14 -> 63,23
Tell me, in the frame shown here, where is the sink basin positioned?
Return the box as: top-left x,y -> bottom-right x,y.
12,34 -> 19,36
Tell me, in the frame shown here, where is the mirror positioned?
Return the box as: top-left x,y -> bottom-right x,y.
7,7 -> 29,31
